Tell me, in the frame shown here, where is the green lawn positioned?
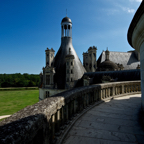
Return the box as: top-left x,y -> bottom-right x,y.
0,90 -> 39,116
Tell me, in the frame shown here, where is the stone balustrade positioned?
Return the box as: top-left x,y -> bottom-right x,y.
0,81 -> 141,144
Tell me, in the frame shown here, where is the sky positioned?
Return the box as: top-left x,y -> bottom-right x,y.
0,0 -> 142,74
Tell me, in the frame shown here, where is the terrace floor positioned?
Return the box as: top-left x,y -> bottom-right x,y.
63,94 -> 144,144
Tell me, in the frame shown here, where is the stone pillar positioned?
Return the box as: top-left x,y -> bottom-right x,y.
56,109 -> 60,133
105,88 -> 108,98
115,87 -> 117,95
125,85 -> 127,93
122,85 -> 124,94
94,90 -> 97,101
112,86 -> 115,96
51,114 -> 55,139
103,89 -> 105,99
108,88 -> 110,97
65,104 -> 69,124
83,94 -> 86,108
74,99 -> 77,114
60,107 -> 64,126
100,89 -> 102,100
86,93 -> 89,105
69,100 -> 74,119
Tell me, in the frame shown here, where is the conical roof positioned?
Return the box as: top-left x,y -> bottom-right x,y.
54,37 -> 86,89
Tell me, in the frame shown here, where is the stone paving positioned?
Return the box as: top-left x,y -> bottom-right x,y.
63,94 -> 144,144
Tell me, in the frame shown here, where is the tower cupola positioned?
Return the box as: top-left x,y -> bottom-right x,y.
61,16 -> 72,38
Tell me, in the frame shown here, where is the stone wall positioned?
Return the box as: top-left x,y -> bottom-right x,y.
127,1 -> 144,110
0,81 -> 141,144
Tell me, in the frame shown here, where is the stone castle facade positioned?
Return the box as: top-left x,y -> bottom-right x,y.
39,16 -> 140,100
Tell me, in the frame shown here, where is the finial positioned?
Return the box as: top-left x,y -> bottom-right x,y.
107,47 -> 108,50
66,9 -> 67,17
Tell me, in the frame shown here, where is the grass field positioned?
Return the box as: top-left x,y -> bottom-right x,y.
0,90 -> 39,116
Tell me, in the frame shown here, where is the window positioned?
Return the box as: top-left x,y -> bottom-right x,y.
46,91 -> 49,98
89,64 -> 92,69
93,53 -> 95,57
67,69 -> 69,74
46,75 -> 50,85
71,69 -> 73,74
71,78 -> 73,82
51,54 -> 53,58
71,61 -> 73,66
89,54 -> 91,57
68,25 -> 70,29
67,62 -> 69,65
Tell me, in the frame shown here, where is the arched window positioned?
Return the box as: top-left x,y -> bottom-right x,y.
68,25 -> 70,29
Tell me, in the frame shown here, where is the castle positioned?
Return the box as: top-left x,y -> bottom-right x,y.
39,16 -> 140,100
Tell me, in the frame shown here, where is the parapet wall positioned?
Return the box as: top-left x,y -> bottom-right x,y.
0,81 -> 141,144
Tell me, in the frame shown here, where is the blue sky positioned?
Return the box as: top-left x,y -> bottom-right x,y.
0,0 -> 142,74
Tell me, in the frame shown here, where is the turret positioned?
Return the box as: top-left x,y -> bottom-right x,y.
83,52 -> 88,72
88,46 -> 97,72
42,47 -> 55,89
45,48 -> 55,67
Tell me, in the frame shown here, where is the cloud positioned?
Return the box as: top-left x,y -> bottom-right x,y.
121,7 -> 135,13
129,0 -> 142,2
103,8 -> 119,15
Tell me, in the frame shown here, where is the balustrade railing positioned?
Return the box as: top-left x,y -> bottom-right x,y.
0,81 -> 141,144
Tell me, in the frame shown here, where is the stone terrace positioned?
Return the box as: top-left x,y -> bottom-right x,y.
63,94 -> 144,144
0,81 -> 142,144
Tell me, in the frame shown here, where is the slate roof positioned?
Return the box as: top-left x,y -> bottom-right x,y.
54,37 -> 86,89
97,51 -> 140,70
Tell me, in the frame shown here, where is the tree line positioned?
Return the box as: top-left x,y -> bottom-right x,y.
0,73 -> 40,87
